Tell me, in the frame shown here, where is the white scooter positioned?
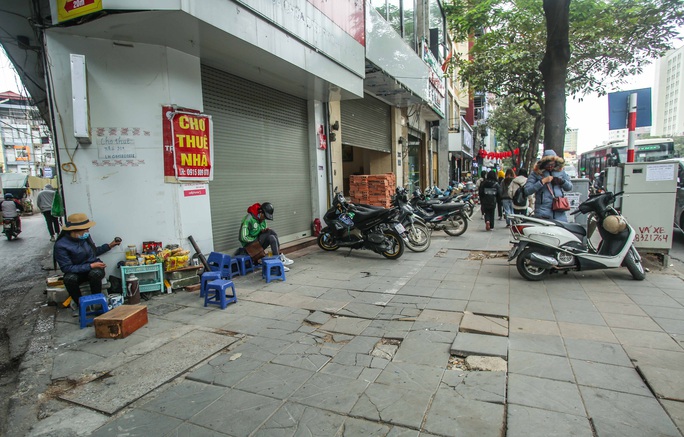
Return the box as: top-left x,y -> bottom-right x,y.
507,191 -> 645,281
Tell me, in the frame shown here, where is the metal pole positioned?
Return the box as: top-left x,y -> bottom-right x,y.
626,93 -> 637,163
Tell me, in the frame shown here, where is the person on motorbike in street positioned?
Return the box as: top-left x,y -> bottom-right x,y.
1,193 -> 23,234
479,170 -> 500,231
239,202 -> 294,269
524,150 -> 573,222
54,213 -> 121,308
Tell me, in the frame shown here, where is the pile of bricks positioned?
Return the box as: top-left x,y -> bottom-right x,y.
349,173 -> 396,207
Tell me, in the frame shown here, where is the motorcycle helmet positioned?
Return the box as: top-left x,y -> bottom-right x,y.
603,215 -> 627,234
4,193 -> 13,200
260,202 -> 274,220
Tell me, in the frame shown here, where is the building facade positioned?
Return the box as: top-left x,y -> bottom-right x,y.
654,45 -> 684,137
0,91 -> 55,176
0,0 -> 449,276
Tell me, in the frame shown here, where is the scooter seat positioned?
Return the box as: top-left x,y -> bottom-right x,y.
430,202 -> 465,213
552,220 -> 586,237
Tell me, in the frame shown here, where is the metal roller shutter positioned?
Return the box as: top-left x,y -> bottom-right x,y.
201,65 -> 312,252
341,94 -> 391,153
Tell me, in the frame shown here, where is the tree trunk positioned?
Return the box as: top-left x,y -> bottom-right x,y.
539,0 -> 571,156
525,115 -> 544,172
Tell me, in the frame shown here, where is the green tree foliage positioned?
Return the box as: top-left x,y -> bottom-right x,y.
445,0 -> 684,155
487,96 -> 540,171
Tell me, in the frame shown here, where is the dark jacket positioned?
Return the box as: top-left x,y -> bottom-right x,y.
54,235 -> 111,274
500,177 -> 514,200
479,179 -> 500,209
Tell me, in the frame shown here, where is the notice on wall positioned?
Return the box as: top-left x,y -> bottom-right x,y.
183,184 -> 207,197
566,192 -> 581,209
646,163 -> 675,182
96,128 -> 138,159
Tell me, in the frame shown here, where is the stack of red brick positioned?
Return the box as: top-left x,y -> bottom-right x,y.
349,173 -> 396,207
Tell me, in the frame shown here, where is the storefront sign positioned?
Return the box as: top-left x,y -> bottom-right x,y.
57,0 -> 103,23
162,106 -> 213,182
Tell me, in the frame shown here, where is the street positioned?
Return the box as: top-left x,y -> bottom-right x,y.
0,213 -> 56,436
0,214 -> 682,436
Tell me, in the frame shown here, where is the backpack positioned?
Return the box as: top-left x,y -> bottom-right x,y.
512,185 -> 527,207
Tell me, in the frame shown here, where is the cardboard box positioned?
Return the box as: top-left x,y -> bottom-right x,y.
94,305 -> 148,339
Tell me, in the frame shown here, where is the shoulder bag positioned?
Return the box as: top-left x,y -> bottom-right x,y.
547,184 -> 569,212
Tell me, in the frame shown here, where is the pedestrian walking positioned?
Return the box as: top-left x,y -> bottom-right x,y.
496,169 -> 505,220
501,169 -> 515,226
36,184 -> 60,241
478,170 -> 500,231
508,168 -> 533,216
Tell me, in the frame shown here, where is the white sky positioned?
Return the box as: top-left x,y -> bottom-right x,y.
566,63 -> 659,155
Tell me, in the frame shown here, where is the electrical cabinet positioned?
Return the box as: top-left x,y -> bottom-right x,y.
620,162 -> 678,251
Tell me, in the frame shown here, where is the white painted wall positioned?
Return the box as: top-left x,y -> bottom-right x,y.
45,32 -> 212,278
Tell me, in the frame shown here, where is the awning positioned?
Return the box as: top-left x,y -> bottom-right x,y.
0,173 -> 28,189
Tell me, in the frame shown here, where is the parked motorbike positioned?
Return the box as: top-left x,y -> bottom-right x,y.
410,188 -> 470,236
508,191 -> 645,281
390,187 -> 431,252
452,192 -> 475,217
2,217 -> 20,240
317,189 -> 405,259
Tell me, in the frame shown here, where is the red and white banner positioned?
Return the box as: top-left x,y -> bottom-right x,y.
162,106 -> 213,182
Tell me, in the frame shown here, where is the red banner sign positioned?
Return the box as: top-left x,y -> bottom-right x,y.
162,106 -> 213,182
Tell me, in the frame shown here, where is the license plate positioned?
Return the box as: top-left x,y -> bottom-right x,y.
394,223 -> 406,233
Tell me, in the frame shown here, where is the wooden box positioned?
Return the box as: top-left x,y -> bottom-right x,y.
94,305 -> 148,339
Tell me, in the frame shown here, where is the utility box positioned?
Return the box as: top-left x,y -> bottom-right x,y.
620,162 -> 678,252
605,166 -> 624,208
567,178 -> 590,225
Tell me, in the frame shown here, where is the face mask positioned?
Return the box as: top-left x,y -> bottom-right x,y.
79,232 -> 90,240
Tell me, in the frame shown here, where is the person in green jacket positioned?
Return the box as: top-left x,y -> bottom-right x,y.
239,202 -> 294,267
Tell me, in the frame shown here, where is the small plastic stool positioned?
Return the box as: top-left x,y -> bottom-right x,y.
79,293 -> 109,329
234,255 -> 255,276
200,271 -> 221,298
204,279 -> 237,310
261,257 -> 286,283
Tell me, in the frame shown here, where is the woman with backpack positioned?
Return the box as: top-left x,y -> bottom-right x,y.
478,170 -> 500,231
508,168 -> 531,216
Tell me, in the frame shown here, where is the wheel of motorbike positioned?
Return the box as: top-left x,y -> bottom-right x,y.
622,246 -> 645,280
317,229 -> 340,251
465,203 -> 474,217
516,247 -> 550,281
444,214 -> 468,236
380,230 -> 405,259
404,223 -> 431,252
5,232 -> 11,241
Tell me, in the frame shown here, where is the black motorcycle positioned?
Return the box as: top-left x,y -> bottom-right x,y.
410,188 -> 469,236
317,189 -> 405,259
2,217 -> 20,240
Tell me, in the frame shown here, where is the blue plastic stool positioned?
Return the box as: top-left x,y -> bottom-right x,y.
79,293 -> 109,329
200,271 -> 221,297
234,255 -> 255,276
261,257 -> 286,283
204,279 -> 237,310
207,252 -> 241,279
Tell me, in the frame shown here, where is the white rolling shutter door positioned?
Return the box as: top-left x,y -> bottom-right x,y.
201,65 -> 312,251
340,94 -> 391,153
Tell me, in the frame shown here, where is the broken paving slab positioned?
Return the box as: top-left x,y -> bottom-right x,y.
304,310 -> 331,326
460,312 -> 508,337
465,355 -> 507,372
451,332 -> 508,359
60,330 -> 237,415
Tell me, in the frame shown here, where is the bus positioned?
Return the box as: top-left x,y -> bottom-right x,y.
578,138 -> 676,179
